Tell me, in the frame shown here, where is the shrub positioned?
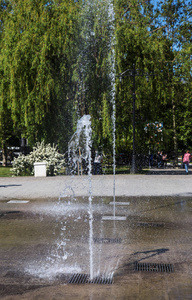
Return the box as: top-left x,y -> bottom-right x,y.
11,141 -> 65,176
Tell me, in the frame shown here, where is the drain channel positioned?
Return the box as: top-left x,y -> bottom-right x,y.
136,222 -> 164,227
134,262 -> 174,272
93,237 -> 122,244
0,211 -> 21,218
68,273 -> 113,284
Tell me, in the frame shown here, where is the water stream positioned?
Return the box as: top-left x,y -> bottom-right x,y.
107,0 -> 117,218
68,115 -> 93,279
66,0 -> 117,279
70,0 -> 117,278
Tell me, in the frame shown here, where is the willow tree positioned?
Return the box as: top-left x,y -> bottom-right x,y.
114,0 -> 192,159
73,0 -> 116,153
177,42 -> 192,150
153,0 -> 192,164
114,0 -> 164,154
0,0 -> 14,165
0,0 -> 79,164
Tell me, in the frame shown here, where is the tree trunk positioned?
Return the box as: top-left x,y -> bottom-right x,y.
1,141 -> 7,167
172,96 -> 178,168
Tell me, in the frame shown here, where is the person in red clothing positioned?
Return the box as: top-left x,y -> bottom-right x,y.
183,150 -> 191,174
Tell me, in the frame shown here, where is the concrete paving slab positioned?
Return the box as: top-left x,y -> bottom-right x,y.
0,172 -> 192,200
0,195 -> 191,299
0,172 -> 191,299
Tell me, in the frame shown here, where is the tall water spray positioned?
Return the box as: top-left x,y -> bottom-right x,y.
68,115 -> 93,279
83,0 -> 117,218
83,116 -> 93,280
68,0 -> 117,279
107,0 -> 116,218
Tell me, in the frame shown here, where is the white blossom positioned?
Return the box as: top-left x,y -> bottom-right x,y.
11,141 -> 65,176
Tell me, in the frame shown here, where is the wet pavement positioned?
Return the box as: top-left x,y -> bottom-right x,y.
0,173 -> 192,299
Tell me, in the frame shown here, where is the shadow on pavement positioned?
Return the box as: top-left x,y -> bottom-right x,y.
0,184 -> 22,188
146,168 -> 187,175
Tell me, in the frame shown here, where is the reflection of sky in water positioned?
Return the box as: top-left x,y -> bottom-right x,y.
25,263 -> 82,280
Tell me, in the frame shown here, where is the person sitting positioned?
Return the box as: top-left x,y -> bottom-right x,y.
157,151 -> 162,168
162,153 -> 168,168
93,151 -> 103,174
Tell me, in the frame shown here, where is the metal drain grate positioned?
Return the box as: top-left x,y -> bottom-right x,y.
136,222 -> 164,228
134,262 -> 174,272
5,211 -> 21,214
93,237 -> 122,244
0,211 -> 21,218
68,273 -> 113,284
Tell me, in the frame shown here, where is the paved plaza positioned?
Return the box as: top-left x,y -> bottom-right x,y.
1,170 -> 192,200
0,171 -> 192,299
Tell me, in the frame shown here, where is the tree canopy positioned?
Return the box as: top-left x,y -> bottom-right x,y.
0,0 -> 191,166
0,0 -> 79,163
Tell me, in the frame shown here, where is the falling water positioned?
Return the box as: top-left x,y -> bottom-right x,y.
104,1 -> 126,221
83,116 -> 93,280
107,0 -> 116,218
22,0 -> 120,284
68,115 -> 93,279
67,0 -> 117,279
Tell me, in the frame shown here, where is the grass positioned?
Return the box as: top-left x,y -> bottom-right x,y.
103,165 -> 150,175
0,166 -> 12,177
0,165 -> 149,177
103,165 -> 130,174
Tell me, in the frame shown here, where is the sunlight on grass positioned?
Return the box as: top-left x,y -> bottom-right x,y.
0,166 -> 12,177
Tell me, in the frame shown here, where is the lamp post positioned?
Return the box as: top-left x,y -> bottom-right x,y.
119,64 -> 155,174
132,63 -> 136,174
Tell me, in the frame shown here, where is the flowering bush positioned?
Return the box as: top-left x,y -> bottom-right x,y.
11,141 -> 65,176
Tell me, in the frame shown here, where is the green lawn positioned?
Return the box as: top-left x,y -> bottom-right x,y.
0,165 -> 148,177
0,166 -> 12,177
103,165 -> 130,174
103,165 -> 149,175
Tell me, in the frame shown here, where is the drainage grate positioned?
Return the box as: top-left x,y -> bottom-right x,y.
0,211 -> 21,218
93,237 -> 122,244
5,211 -> 21,214
134,262 -> 174,272
68,273 -> 113,284
136,222 -> 164,228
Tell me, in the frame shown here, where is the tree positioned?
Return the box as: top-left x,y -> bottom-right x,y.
0,0 -> 191,168
0,0 -> 79,165
114,0 -> 163,154
153,0 -> 192,163
114,0 -> 192,161
73,0 -> 116,153
0,0 -> 17,165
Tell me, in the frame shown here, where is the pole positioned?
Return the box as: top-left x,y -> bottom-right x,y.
131,64 -> 136,174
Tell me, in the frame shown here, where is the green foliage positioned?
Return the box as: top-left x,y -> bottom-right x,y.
73,0 -> 116,152
11,141 -> 65,176
0,0 -> 79,151
0,0 -> 192,163
114,0 -> 192,155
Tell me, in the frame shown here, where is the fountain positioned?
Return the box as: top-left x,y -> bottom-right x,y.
66,113 -> 124,281
65,109 -> 127,282
99,0 -> 126,221
65,0 -> 126,282
5,0 -> 126,286
24,0 -> 126,284
63,115 -> 94,280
